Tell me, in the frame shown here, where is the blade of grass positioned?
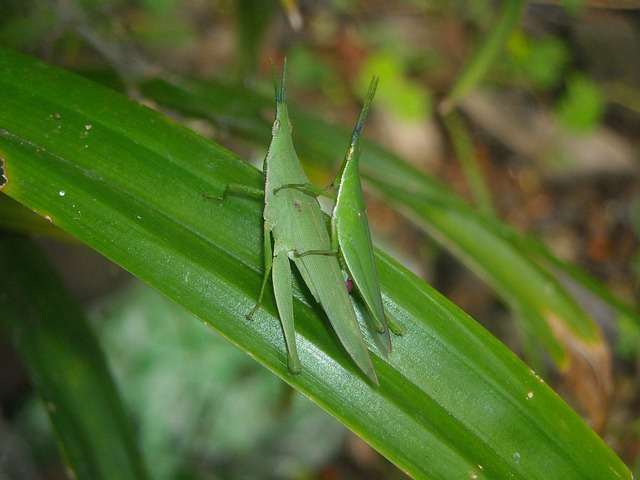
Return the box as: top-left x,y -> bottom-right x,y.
0,234 -> 149,480
235,0 -> 275,78
439,0 -> 526,114
0,48 -> 630,479
442,110 -> 495,216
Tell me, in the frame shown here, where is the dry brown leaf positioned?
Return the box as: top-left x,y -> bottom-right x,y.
548,313 -> 613,433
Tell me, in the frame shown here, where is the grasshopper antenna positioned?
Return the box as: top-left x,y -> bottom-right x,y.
352,75 -> 379,140
270,58 -> 287,104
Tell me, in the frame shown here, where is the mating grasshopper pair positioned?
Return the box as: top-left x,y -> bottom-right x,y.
218,63 -> 404,385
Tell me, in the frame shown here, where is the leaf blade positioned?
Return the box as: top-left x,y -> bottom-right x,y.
0,48 -> 629,479
0,235 -> 149,480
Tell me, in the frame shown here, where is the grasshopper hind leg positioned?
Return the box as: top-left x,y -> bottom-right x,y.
272,245 -> 302,373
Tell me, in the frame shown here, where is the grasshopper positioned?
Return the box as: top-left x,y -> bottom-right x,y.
276,76 -> 406,347
217,62 -> 378,384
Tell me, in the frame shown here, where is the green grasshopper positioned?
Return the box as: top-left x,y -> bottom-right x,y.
217,62 -> 378,384
276,76 -> 406,346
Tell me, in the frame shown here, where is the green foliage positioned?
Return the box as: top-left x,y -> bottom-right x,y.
287,46 -> 335,89
505,30 -> 572,89
0,48 -> 631,478
0,0 -> 637,476
556,73 -> 606,132
562,0 -> 583,14
236,0 -> 275,77
441,0 -> 526,112
0,235 -> 149,480
359,51 -> 432,119
0,2 -> 58,50
95,282 -> 346,479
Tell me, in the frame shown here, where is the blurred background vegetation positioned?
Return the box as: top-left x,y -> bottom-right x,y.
1,0 -> 639,478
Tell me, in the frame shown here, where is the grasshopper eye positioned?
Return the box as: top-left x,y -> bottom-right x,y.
271,119 -> 280,136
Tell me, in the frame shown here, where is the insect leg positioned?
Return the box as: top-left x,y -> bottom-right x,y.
294,248 -> 336,258
246,222 -> 274,321
272,243 -> 301,373
384,307 -> 408,336
204,183 -> 264,203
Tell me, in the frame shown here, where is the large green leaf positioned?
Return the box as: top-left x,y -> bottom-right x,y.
140,73 -> 621,368
0,48 -> 630,479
